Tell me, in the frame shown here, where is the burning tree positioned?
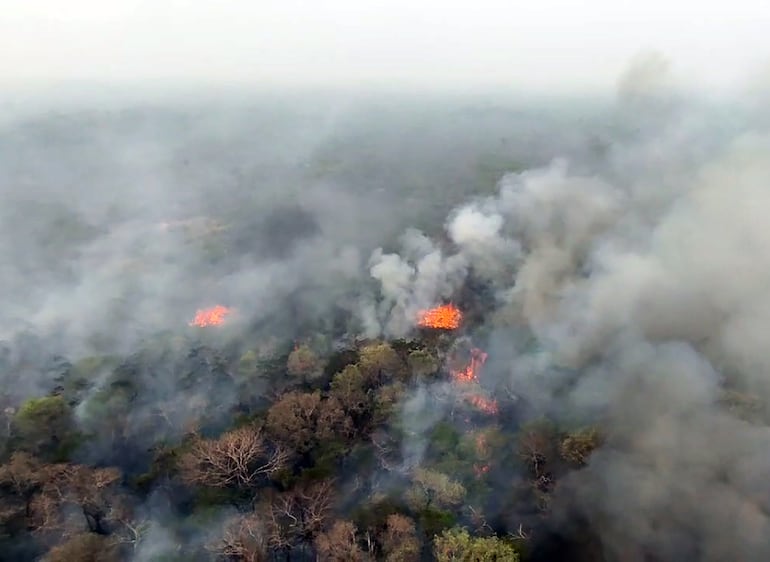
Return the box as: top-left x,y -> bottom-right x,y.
417,304 -> 463,330
189,305 -> 232,327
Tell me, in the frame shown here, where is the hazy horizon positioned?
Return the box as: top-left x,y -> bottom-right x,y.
2,0 -> 770,98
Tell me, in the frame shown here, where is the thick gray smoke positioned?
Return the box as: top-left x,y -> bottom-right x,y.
367,63 -> 770,560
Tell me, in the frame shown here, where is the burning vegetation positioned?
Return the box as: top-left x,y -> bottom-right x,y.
417,303 -> 463,330
189,305 -> 232,327
419,304 -> 500,416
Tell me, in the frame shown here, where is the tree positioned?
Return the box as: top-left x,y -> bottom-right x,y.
287,344 -> 324,385
265,480 -> 335,552
379,514 -> 420,562
13,396 -> 79,461
31,462 -> 124,536
516,420 -> 558,478
560,427 -> 603,467
0,452 -> 43,531
405,469 -> 465,512
358,343 -> 405,383
517,421 -> 559,508
329,365 -> 370,418
433,528 -> 519,562
372,382 -> 406,426
265,391 -> 353,455
407,350 -> 438,378
178,425 -> 288,490
43,532 -> 120,562
208,512 -> 268,562
314,520 -> 366,561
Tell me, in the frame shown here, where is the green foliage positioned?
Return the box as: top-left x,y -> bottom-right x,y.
407,349 -> 439,378
14,395 -> 80,461
418,507 -> 457,540
372,382 -> 407,426
560,427 -> 603,466
405,468 -> 466,512
433,527 -> 520,561
350,495 -> 402,531
358,342 -> 405,382
430,423 -> 461,455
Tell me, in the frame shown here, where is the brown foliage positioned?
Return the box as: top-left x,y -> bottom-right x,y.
314,519 -> 367,561
287,344 -> 324,382
560,427 -> 603,466
0,457 -> 129,538
380,514 -> 420,562
266,391 -> 353,453
517,422 -> 558,478
0,452 -> 43,525
44,533 -> 120,562
265,480 -> 335,549
178,425 -> 288,489
208,512 -> 268,562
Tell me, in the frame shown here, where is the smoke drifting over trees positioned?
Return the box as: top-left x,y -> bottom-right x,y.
2,57 -> 770,561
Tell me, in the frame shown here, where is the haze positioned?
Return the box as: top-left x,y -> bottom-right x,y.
2,0 -> 770,94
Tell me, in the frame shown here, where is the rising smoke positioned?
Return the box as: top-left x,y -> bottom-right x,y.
364,58 -> 770,560
2,54 -> 770,560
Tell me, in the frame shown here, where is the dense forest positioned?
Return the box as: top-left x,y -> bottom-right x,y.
2,72 -> 770,561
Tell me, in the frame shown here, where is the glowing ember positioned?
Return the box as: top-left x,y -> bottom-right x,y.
452,348 -> 488,384
467,394 -> 499,415
189,305 -> 232,327
451,348 -> 499,415
417,304 -> 462,330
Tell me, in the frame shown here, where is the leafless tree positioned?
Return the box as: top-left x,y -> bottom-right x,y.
208,512 -> 269,562
179,425 -> 288,489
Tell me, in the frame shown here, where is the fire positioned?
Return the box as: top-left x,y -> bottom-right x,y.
451,347 -> 499,415
417,304 -> 462,330
189,305 -> 232,327
452,348 -> 488,384
467,394 -> 499,415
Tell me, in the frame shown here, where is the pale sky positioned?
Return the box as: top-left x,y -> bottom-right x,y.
2,0 -> 770,94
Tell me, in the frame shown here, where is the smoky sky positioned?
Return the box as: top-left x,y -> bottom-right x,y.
1,0 -> 770,94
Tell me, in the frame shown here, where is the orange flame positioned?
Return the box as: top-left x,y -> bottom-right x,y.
451,348 -> 499,415
417,304 -> 462,330
189,305 -> 232,327
452,348 -> 488,384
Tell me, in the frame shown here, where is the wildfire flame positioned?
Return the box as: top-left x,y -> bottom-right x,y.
451,347 -> 499,415
417,303 -> 462,330
189,305 -> 232,327
452,348 -> 488,383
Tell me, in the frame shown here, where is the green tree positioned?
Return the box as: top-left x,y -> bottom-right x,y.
433,528 -> 519,561
560,427 -> 603,467
330,365 -> 370,418
358,343 -> 405,383
405,469 -> 465,512
407,350 -> 439,378
14,396 -> 79,461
